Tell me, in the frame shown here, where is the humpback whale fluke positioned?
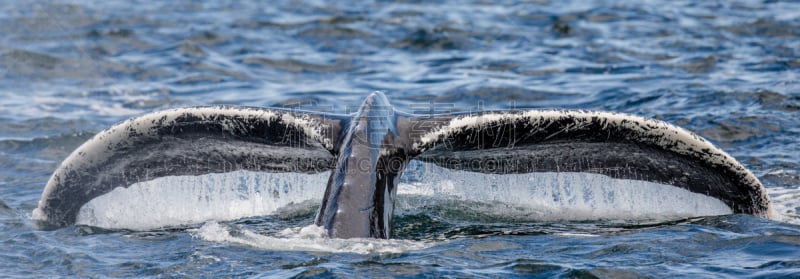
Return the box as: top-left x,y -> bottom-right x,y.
34,92 -> 774,238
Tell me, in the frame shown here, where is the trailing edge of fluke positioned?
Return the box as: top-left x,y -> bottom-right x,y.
34,92 -> 774,238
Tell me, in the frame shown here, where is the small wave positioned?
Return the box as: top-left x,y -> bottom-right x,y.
191,222 -> 432,254
241,57 -> 354,73
767,185 -> 800,225
0,132 -> 94,165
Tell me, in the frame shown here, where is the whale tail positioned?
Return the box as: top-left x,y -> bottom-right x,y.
34,93 -> 773,237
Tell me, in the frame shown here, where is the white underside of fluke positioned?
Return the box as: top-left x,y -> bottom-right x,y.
76,162 -> 733,230
396,161 -> 733,221
76,170 -> 330,230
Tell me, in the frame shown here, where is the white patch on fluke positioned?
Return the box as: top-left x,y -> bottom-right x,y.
396,161 -> 733,221
75,171 -> 329,230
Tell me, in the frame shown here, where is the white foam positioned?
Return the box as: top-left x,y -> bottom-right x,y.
767,186 -> 800,225
396,161 -> 733,221
76,170 -> 329,230
192,222 -> 432,254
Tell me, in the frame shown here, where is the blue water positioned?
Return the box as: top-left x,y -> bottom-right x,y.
2,0 -> 800,277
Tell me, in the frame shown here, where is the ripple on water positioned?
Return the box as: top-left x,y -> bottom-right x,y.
0,0 -> 799,277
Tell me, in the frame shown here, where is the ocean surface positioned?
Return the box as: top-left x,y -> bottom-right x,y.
2,0 -> 800,277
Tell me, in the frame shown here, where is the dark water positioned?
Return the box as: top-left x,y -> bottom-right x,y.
2,0 -> 800,277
